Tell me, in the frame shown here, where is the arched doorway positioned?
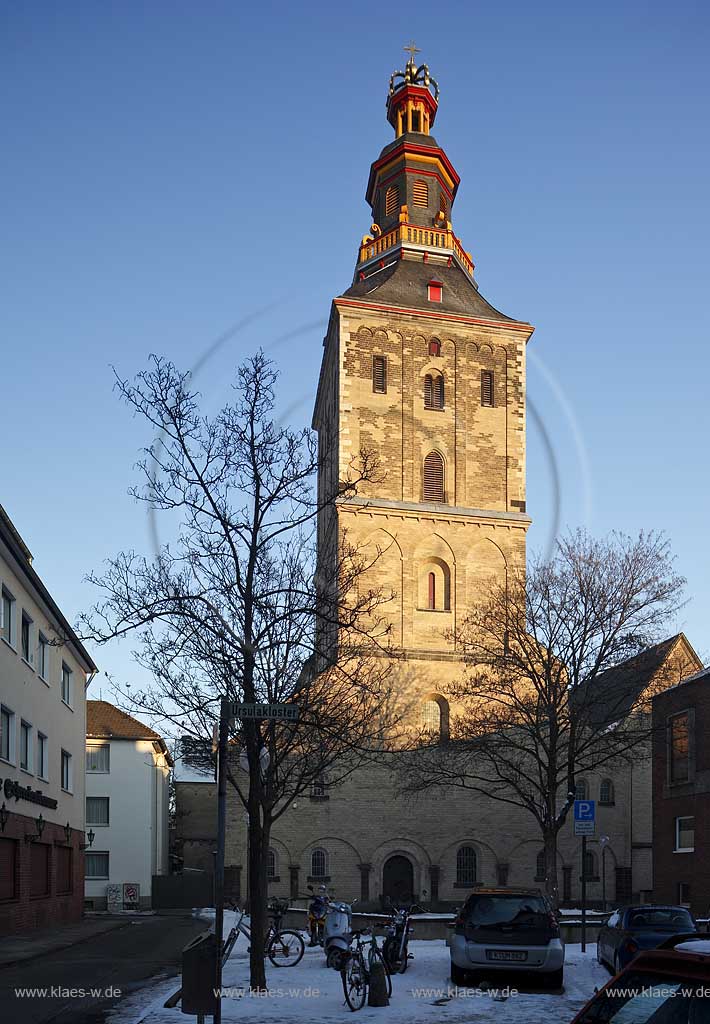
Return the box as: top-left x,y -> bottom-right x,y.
382,855 -> 414,904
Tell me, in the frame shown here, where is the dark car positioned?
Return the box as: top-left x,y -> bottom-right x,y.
570,945 -> 710,1022
449,887 -> 564,987
596,905 -> 696,974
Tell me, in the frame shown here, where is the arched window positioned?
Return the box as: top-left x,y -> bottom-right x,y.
536,850 -> 546,881
456,846 -> 477,886
428,339 -> 441,357
583,849 -> 598,879
420,700 -> 441,737
310,848 -> 328,878
600,779 -> 615,805
420,559 -> 451,611
428,572 -> 436,610
267,848 -> 277,879
422,451 -> 445,502
575,779 -> 588,801
412,179 -> 429,207
424,374 -> 444,409
385,185 -> 399,218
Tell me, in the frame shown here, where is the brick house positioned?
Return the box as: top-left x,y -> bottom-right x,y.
652,666 -> 710,918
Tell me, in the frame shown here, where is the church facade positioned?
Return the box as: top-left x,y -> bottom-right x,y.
217,54 -> 702,910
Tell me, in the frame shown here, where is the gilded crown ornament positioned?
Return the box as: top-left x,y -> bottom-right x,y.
389,42 -> 439,100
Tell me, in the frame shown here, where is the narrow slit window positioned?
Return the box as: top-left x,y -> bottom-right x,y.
412,180 -> 429,207
423,451 -> 445,502
481,370 -> 494,407
428,572 -> 436,610
373,355 -> 387,394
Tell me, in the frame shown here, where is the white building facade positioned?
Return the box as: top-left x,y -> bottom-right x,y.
0,504 -> 97,932
85,700 -> 171,909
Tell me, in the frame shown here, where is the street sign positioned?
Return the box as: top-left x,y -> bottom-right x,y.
231,702 -> 299,721
574,799 -> 596,836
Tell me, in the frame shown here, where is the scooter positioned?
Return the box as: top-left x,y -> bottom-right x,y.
382,900 -> 422,974
307,884 -> 329,947
324,896 -> 357,970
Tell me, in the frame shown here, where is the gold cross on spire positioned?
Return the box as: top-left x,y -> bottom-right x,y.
404,41 -> 421,64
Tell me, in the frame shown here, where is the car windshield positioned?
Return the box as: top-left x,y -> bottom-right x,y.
465,894 -> 548,929
578,970 -> 709,1022
627,909 -> 694,932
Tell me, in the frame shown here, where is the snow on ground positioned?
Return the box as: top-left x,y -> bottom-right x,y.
107,911 -> 608,1024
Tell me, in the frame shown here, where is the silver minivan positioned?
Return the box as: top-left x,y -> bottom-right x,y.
449,888 -> 565,988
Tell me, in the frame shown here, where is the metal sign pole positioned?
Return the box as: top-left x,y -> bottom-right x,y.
213,697 -> 230,1024
581,834 -> 587,953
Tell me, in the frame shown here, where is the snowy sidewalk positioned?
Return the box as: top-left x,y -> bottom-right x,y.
107,912 -> 608,1024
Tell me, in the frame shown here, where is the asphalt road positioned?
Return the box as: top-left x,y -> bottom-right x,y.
0,914 -> 208,1024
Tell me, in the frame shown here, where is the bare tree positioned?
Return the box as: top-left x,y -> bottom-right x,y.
80,352 -> 400,988
396,530 -> 689,905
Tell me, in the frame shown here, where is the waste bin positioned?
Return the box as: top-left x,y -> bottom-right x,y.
181,929 -> 218,1016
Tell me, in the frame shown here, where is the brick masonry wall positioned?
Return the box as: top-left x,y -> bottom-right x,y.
0,808 -> 84,934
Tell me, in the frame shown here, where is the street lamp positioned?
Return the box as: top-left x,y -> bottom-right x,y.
600,835 -> 610,912
0,802 -> 9,832
64,821 -> 73,844
24,813 -> 46,843
80,828 -> 96,851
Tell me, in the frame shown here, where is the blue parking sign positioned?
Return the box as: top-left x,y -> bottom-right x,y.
574,800 -> 595,822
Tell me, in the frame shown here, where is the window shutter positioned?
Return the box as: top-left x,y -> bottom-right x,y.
412,180 -> 429,207
435,375 -> 444,409
481,370 -> 494,407
424,374 -> 433,407
385,186 -> 399,218
373,356 -> 387,393
427,281 -> 443,302
423,451 -> 444,502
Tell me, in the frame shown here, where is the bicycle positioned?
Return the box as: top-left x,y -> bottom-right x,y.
225,897 -> 305,967
340,928 -> 393,1011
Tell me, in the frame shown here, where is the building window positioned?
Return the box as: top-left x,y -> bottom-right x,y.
428,339 -> 441,356
669,712 -> 690,783
599,779 -> 615,805
427,280 -> 443,302
575,779 -> 588,801
1,587 -> 16,647
420,699 -> 442,738
456,846 -> 477,886
61,663 -> 72,707
422,451 -> 445,502
0,838 -> 17,901
372,355 -> 387,394
583,850 -> 598,879
61,749 -> 72,792
86,744 -> 110,773
424,373 -> 444,409
267,848 -> 277,880
678,882 -> 691,908
310,848 -> 328,878
56,846 -> 72,894
37,733 -> 48,780
86,852 -> 110,879
440,192 -> 448,217
675,816 -> 695,853
21,612 -> 32,664
30,842 -> 50,897
86,796 -> 110,826
385,185 -> 399,218
427,572 -> 436,610
0,706 -> 15,764
412,179 -> 429,207
311,775 -> 328,799
38,633 -> 49,681
20,721 -> 32,772
481,370 -> 494,407
536,850 -> 547,881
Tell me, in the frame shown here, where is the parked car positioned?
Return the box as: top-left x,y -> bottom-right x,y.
449,887 -> 564,987
571,943 -> 710,1022
596,905 -> 696,974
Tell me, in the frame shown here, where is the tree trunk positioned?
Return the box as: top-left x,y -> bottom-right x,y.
248,806 -> 269,990
543,829 -> 560,909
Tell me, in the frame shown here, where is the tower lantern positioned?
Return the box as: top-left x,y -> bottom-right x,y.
387,45 -> 440,137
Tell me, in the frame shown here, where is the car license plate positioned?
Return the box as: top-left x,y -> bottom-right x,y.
486,950 -> 528,962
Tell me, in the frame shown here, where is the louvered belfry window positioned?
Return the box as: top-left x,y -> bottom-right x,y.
385,185 -> 399,218
424,374 -> 444,409
373,355 -> 387,393
412,180 -> 429,207
423,451 -> 445,502
481,370 -> 494,407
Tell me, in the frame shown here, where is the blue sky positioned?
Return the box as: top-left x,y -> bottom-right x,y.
2,0 -> 709,699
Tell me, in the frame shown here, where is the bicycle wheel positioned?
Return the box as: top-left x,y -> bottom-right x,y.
370,947 -> 393,997
267,929 -> 305,968
341,954 -> 367,1011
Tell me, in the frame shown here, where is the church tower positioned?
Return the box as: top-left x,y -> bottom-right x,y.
313,51 -> 534,688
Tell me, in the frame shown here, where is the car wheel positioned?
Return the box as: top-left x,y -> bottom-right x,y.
545,967 -> 564,989
450,960 -> 469,986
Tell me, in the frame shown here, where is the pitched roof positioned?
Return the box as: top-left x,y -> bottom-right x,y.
87,701 -> 173,764
584,634 -> 702,728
